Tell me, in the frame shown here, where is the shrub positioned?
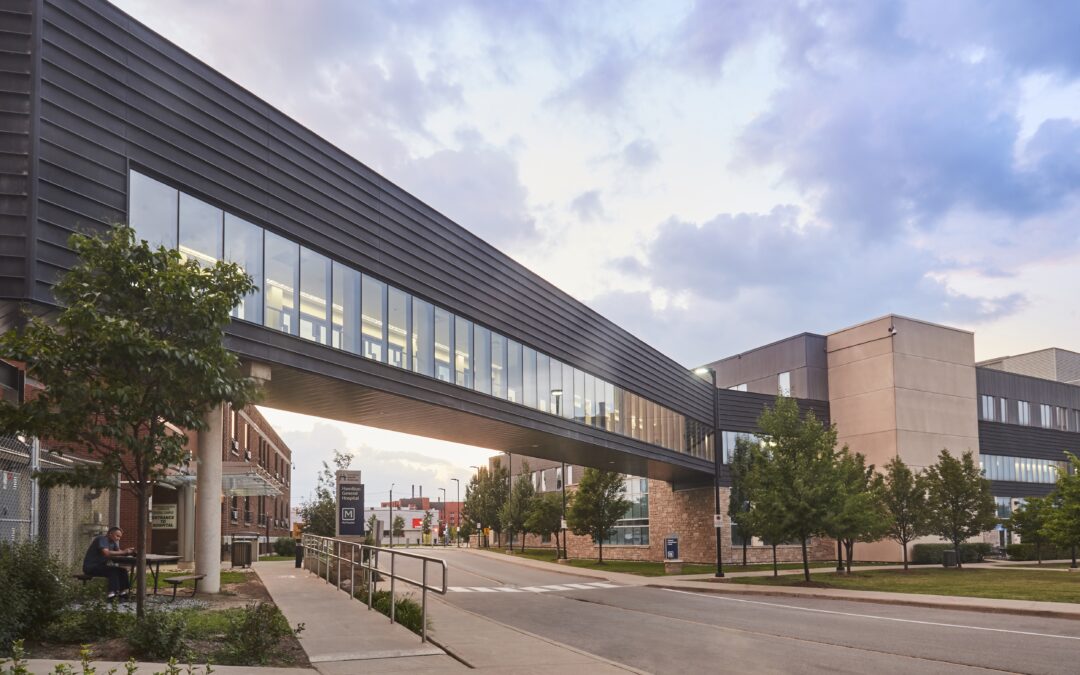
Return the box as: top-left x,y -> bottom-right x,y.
217,602 -> 303,666
273,537 -> 296,557
352,587 -> 427,636
1005,543 -> 1070,561
0,540 -> 74,653
45,599 -> 132,643
911,542 -> 991,565
127,609 -> 190,661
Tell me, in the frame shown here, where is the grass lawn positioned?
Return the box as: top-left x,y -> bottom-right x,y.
490,548 -> 883,577
729,567 -> 1080,603
160,569 -> 249,588
259,555 -> 295,562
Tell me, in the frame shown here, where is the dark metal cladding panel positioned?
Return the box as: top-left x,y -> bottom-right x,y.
977,367 -> 1080,409
0,2 -> 35,302
715,389 -> 830,433
978,421 -> 1080,462
987,481 -> 1055,499
29,0 -> 713,423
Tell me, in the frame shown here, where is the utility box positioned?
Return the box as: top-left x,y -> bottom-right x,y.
942,549 -> 958,568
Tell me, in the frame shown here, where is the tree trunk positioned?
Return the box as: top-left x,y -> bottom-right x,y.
772,544 -> 778,577
836,539 -> 844,572
598,536 -> 603,563
845,541 -> 854,573
801,537 -> 810,582
742,541 -> 747,567
1036,541 -> 1042,564
902,541 -> 909,571
520,531 -> 525,552
954,541 -> 962,569
135,484 -> 149,618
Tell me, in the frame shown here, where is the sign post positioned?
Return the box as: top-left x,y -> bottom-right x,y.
336,470 -> 365,540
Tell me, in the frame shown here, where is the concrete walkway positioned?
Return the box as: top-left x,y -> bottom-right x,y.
256,561 -> 459,675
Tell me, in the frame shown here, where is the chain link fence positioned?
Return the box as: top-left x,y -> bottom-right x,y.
0,432 -> 117,569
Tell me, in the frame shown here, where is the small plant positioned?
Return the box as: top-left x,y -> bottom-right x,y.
46,600 -> 133,644
127,609 -> 190,661
352,588 -> 428,636
216,603 -> 302,666
1,540 -> 74,653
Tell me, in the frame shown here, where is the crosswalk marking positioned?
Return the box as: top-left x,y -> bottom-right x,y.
448,582 -> 622,594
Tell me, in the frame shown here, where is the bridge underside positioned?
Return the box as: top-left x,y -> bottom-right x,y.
227,323 -> 714,486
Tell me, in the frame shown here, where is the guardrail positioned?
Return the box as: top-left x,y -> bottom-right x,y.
300,534 -> 448,643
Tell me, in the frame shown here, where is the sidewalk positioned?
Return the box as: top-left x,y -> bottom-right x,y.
256,561 -> 460,675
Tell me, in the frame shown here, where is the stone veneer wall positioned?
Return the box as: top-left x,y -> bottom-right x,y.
490,480 -> 835,564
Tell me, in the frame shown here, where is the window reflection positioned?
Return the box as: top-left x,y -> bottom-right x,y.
387,287 -> 409,368
573,368 -> 585,423
299,247 -> 330,344
129,171 -> 177,250
179,193 -> 222,266
412,298 -> 434,377
523,347 -> 537,409
507,340 -> 523,403
264,232 -> 298,335
473,326 -> 491,395
536,352 -> 549,413
455,317 -> 472,388
224,214 -> 262,324
331,262 -> 361,353
548,357 -> 562,415
362,275 -> 386,362
491,334 -> 506,399
562,362 -> 574,420
435,307 -> 452,382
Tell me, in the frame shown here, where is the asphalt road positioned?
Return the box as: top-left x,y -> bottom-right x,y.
388,548 -> 1080,674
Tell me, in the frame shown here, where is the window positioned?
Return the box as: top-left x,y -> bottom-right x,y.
263,232 -> 298,335
506,340 -> 523,403
387,287 -> 409,368
299,247 -> 331,344
224,214 -> 262,324
548,357 -> 563,415
535,352 -> 549,413
1056,406 -> 1069,431
555,466 -> 563,490
981,454 -> 1067,483
361,275 -> 386,362
729,383 -> 748,392
600,477 -> 648,546
573,368 -> 585,422
523,346 -> 537,408
778,371 -> 791,397
491,333 -> 506,398
434,307 -> 452,382
566,465 -> 573,485
454,317 -> 472,388
1039,404 -> 1053,429
331,262 -> 361,353
408,298 -> 434,375
583,372 -> 595,425
980,395 -> 995,421
473,326 -> 491,395
129,171 -> 178,250
178,193 -> 222,267
1018,401 -> 1031,426
721,431 -> 760,464
562,362 -> 575,420
999,397 -> 1008,424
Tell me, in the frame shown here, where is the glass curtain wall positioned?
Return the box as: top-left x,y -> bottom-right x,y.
129,169 -> 712,459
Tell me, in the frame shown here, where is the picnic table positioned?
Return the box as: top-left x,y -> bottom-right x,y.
113,553 -> 182,594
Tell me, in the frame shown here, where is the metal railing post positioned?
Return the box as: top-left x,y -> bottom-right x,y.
367,546 -> 374,611
390,553 -> 396,625
421,562 -> 428,643
336,541 -> 342,591
350,543 -> 356,599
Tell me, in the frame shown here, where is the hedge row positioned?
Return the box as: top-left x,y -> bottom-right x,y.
1005,543 -> 1072,561
911,543 -> 992,564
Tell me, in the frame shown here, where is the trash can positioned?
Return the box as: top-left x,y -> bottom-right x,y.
942,549 -> 958,568
231,532 -> 258,568
294,538 -> 304,568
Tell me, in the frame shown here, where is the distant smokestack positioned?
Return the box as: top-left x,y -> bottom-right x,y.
419,485 -> 423,498
411,485 -> 415,498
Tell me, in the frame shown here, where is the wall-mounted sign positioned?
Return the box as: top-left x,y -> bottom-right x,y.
151,504 -> 177,529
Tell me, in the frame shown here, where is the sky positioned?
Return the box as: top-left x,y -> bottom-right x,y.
110,1 -> 1080,507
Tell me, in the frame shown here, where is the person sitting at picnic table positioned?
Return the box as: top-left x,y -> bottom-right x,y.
82,526 -> 135,599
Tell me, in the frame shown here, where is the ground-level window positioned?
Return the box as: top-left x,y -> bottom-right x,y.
600,476 -> 648,546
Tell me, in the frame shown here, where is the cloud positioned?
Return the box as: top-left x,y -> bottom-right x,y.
392,138 -> 538,249
621,138 -> 660,171
570,190 -> 605,222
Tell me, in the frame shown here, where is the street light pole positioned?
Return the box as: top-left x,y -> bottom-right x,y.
560,462 -> 568,560
469,465 -> 482,547
505,450 -> 512,551
451,478 -> 461,547
695,367 -> 724,578
438,487 -> 447,546
388,483 -> 395,549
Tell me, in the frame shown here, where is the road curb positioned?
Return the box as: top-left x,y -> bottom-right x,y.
645,582 -> 1080,621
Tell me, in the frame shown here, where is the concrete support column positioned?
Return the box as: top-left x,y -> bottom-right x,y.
177,483 -> 196,568
196,404 -> 224,593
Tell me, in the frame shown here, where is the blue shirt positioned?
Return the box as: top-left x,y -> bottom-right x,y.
82,534 -> 118,571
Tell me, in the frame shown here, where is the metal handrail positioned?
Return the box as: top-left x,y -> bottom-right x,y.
300,533 -> 448,643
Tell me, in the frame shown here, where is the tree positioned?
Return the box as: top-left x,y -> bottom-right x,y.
421,511 -> 433,540
365,512 -> 380,545
827,450 -> 888,573
754,396 -> 841,582
500,462 -> 534,551
297,449 -> 354,537
392,515 -> 405,540
0,225 -> 257,617
881,456 -> 929,570
525,492 -> 564,556
728,438 -> 758,567
748,442 -> 794,578
458,520 -> 475,543
566,468 -> 630,563
462,461 -> 508,547
1009,496 -> 1051,564
924,449 -> 996,568
1044,453 -> 1080,568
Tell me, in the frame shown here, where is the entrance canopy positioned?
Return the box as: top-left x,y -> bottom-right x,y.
222,461 -> 284,497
